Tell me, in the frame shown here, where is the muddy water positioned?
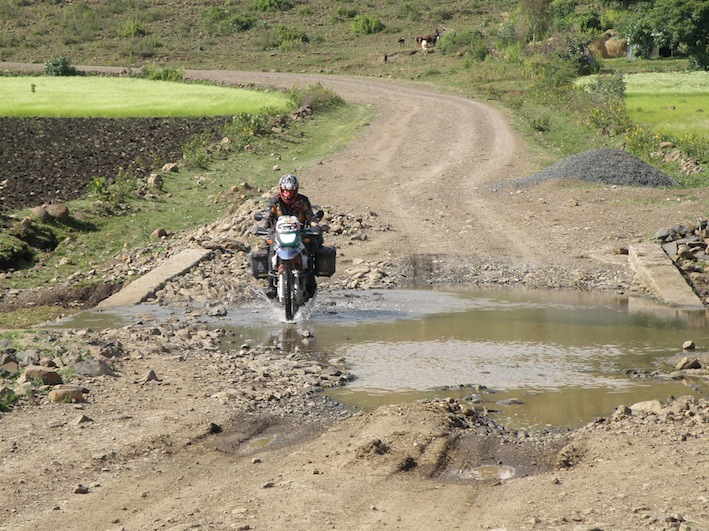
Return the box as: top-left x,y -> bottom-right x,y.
226,288 -> 709,430
56,287 -> 708,430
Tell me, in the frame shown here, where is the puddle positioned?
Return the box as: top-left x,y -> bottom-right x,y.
227,288 -> 709,429
51,287 -> 709,430
453,465 -> 516,481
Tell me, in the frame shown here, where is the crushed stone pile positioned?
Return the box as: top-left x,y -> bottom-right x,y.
496,148 -> 680,189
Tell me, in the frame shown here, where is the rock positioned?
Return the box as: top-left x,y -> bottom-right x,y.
141,369 -> 161,383
24,365 -> 62,385
30,205 -> 51,221
162,162 -> 179,172
71,414 -> 93,425
73,358 -> 115,377
629,399 -> 663,415
1,354 -> 19,374
675,356 -> 701,370
45,203 -> 70,223
682,340 -> 696,350
147,173 -> 164,189
151,228 -> 168,239
48,384 -> 89,403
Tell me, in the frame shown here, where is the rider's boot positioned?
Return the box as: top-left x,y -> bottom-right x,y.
266,274 -> 277,299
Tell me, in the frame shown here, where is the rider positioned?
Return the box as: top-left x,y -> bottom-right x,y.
262,173 -> 321,299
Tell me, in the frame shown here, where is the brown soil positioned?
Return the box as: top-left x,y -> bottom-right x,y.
2,70 -> 709,531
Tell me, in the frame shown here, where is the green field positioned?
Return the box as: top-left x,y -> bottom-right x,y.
625,72 -> 709,137
1,77 -> 291,117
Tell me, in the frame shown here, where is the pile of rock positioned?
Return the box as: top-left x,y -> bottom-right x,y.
1,321 -> 355,421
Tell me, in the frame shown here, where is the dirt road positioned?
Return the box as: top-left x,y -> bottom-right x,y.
2,71 -> 709,531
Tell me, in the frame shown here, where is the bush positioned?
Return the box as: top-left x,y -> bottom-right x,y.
202,8 -> 259,35
350,14 -> 384,35
252,0 -> 292,12
271,25 -> 309,50
586,72 -> 626,101
141,64 -> 184,82
289,83 -> 344,111
117,18 -> 146,38
44,56 -> 78,76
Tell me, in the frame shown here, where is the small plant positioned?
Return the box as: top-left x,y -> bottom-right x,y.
350,14 -> 384,35
88,167 -> 138,205
0,387 -> 19,412
182,132 -> 212,169
44,56 -> 78,76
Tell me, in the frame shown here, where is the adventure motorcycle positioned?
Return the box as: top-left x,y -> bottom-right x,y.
251,212 -> 335,321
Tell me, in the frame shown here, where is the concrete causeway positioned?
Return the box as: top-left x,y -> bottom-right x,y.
96,248 -> 213,309
628,243 -> 706,311
95,243 -> 705,313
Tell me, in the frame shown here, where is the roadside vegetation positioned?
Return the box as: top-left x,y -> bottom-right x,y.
0,0 -> 707,326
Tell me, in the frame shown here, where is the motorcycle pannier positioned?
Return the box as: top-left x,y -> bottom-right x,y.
315,246 -> 336,277
250,249 -> 269,279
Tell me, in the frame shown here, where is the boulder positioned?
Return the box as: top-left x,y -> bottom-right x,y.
45,203 -> 70,223
48,384 -> 89,403
24,365 -> 62,385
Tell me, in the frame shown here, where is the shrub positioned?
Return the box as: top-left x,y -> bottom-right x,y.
350,14 -> 384,35
182,133 -> 213,169
202,8 -> 259,35
117,18 -> 146,38
288,83 -> 344,111
586,72 -> 626,101
252,0 -> 292,12
44,56 -> 78,76
271,25 -> 309,50
141,64 -> 184,82
335,6 -> 358,19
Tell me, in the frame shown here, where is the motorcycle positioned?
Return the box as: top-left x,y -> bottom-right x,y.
251,211 -> 336,321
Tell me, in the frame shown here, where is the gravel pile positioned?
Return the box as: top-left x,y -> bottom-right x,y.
494,148 -> 680,189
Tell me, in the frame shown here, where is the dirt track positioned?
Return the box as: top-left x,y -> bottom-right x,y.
3,70 -> 709,531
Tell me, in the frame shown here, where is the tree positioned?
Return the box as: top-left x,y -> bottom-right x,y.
650,0 -> 709,69
520,0 -> 553,43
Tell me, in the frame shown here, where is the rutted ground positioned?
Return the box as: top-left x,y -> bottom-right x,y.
2,71 -> 709,531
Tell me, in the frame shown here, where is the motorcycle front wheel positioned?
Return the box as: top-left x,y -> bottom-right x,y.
283,268 -> 294,321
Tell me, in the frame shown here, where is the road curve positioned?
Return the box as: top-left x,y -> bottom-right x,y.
186,70 -> 540,264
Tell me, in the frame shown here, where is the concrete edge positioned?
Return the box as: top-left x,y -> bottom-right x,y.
628,243 -> 706,311
96,248 -> 213,309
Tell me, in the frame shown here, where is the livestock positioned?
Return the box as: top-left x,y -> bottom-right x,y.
415,29 -> 440,54
415,29 -> 440,46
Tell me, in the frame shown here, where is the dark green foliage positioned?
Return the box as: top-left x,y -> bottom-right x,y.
44,56 -> 78,76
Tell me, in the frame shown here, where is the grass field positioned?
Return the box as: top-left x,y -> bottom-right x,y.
1,76 -> 291,117
625,72 -> 709,138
